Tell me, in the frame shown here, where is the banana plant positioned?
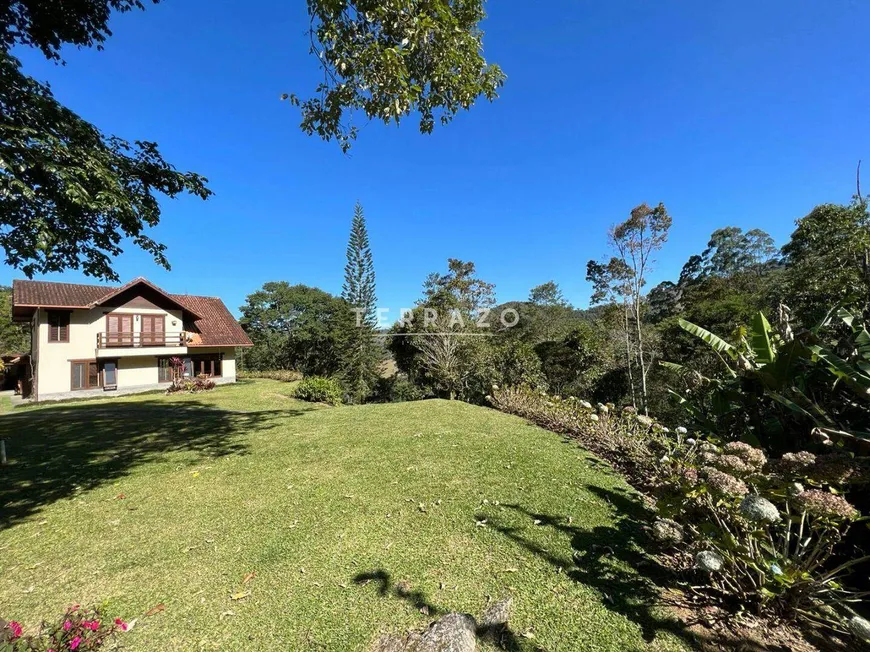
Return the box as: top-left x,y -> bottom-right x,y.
663,306 -> 870,452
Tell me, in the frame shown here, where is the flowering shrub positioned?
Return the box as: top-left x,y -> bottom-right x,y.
488,384 -> 870,643
1,607 -> 127,651
166,374 -> 216,395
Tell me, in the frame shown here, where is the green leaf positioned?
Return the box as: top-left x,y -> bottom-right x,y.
677,319 -> 738,360
750,312 -> 775,365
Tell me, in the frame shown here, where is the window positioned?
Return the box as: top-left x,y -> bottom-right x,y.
103,361 -> 118,388
71,360 -> 118,391
158,357 -> 176,383
48,311 -> 70,342
141,315 -> 165,345
190,354 -> 222,378
71,361 -> 99,390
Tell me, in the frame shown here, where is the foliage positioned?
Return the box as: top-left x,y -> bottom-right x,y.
1,606 -> 127,651
0,0 -> 152,60
780,196 -> 870,327
287,0 -> 505,152
0,286 -> 29,354
239,282 -> 354,376
678,226 -> 779,282
340,203 -> 380,403
421,258 -> 495,315
166,374 -> 216,394
372,375 -> 425,402
588,203 -> 673,413
237,369 -> 303,383
293,375 -> 343,405
655,439 -> 869,634
664,307 -> 870,453
0,52 -> 212,281
489,384 -> 870,641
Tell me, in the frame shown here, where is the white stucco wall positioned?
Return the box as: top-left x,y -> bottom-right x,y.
35,305 -> 184,397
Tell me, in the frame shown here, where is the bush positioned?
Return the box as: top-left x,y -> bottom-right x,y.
238,369 -> 303,383
1,606 -> 128,650
166,374 -> 216,394
489,384 -> 870,642
373,376 -> 426,403
293,376 -> 343,405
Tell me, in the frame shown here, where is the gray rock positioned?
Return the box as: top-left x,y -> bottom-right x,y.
373,613 -> 477,652
479,597 -> 513,629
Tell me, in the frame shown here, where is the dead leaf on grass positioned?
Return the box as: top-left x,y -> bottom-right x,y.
230,591 -> 251,601
243,572 -> 256,584
144,604 -> 165,617
219,611 -> 236,620
116,493 -> 126,500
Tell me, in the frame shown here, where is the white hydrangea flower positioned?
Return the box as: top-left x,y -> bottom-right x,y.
739,495 -> 781,524
849,616 -> 870,643
580,400 -> 592,409
651,518 -> 683,544
675,426 -> 688,435
589,413 -> 599,422
636,415 -> 653,428
659,455 -> 670,464
597,403 -> 609,414
686,438 -> 697,446
787,482 -> 804,497
695,550 -> 724,572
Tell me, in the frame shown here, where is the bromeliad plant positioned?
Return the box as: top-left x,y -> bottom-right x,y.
663,306 -> 870,453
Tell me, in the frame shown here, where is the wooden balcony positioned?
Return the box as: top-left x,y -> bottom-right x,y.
96,332 -> 187,350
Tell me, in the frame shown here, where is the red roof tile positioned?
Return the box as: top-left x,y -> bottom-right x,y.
13,279 -> 111,307
171,294 -> 253,348
12,279 -> 252,347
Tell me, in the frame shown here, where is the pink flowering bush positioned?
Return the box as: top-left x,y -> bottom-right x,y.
1,607 -> 127,651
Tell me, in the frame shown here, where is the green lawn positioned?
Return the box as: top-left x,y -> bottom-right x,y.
0,379 -> 689,651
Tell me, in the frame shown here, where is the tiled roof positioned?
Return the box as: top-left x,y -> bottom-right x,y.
13,280 -> 111,307
171,294 -> 253,348
12,279 -> 252,347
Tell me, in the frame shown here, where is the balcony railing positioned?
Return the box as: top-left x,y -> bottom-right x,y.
96,332 -> 187,349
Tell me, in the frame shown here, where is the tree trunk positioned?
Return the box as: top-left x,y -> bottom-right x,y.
622,303 -> 636,408
633,294 -> 648,415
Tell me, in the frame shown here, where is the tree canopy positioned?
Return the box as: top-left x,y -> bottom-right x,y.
287,0 -> 505,152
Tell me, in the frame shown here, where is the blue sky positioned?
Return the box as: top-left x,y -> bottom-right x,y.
4,0 -> 869,316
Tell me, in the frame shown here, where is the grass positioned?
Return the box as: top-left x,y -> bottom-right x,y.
0,379 -> 690,651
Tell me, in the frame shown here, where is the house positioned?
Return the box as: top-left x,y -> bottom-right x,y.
11,277 -> 252,401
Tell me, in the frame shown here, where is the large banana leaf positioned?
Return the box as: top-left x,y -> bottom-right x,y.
750,311 -> 775,365
678,318 -> 738,361
808,343 -> 870,393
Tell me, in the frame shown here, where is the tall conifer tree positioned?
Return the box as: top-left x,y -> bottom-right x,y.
341,203 -> 380,402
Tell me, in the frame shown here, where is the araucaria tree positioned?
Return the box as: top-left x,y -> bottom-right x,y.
588,203 -> 672,413
341,203 -> 380,403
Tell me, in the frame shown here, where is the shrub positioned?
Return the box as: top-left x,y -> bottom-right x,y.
489,383 -> 870,642
166,374 -> 216,395
373,376 -> 425,403
2,606 -> 128,650
237,369 -> 303,383
293,376 -> 343,405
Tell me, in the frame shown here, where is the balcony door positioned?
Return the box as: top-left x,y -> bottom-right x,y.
106,314 -> 133,347
141,315 -> 165,346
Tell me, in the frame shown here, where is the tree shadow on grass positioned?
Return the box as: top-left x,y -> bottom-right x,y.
0,400 -> 303,530
352,569 -> 546,652
479,486 -> 707,650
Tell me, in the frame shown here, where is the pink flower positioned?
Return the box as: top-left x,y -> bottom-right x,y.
69,635 -> 82,650
63,620 -> 72,631
114,618 -> 128,632
7,621 -> 23,638
85,620 -> 100,631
